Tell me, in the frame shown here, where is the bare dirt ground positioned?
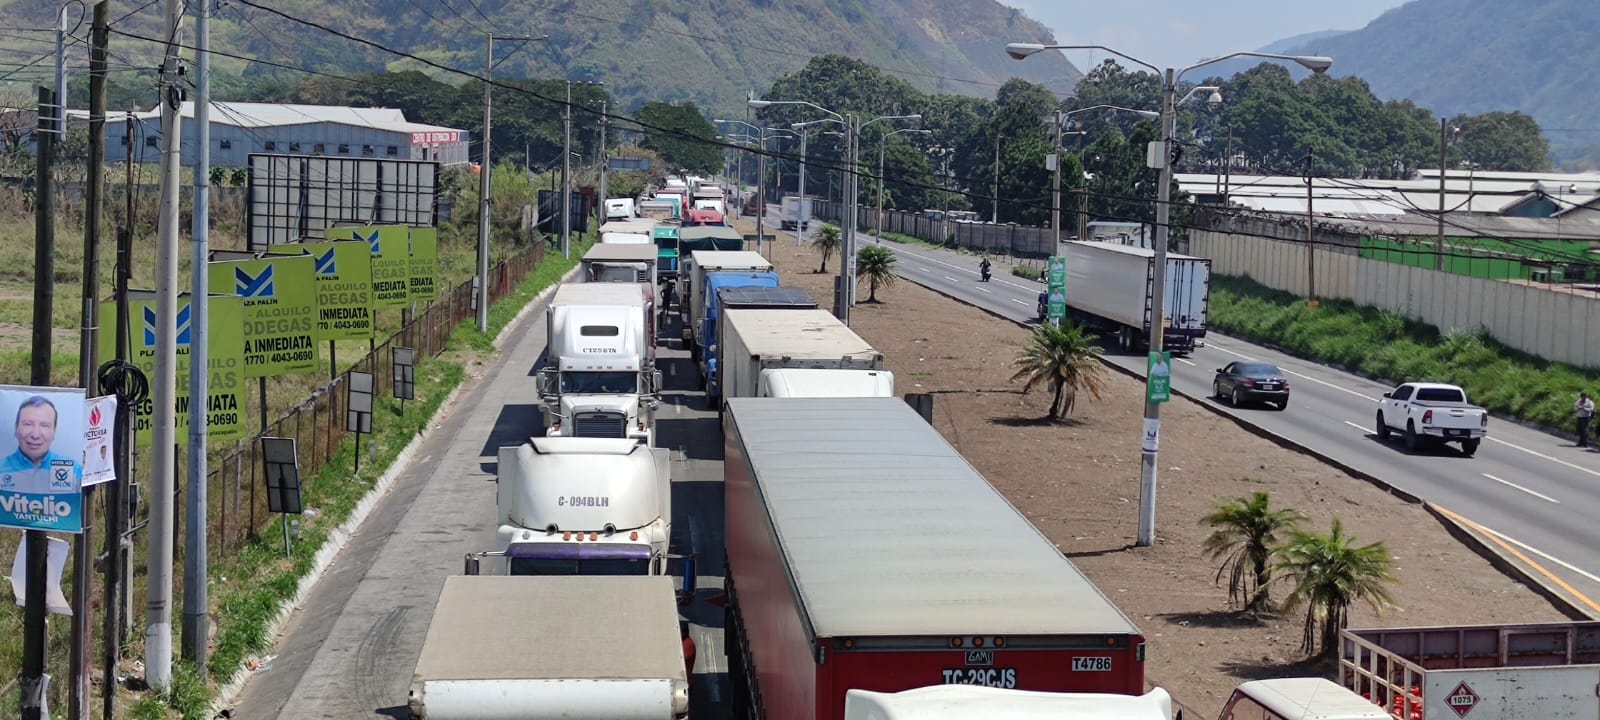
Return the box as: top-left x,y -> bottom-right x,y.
748,229 -> 1568,718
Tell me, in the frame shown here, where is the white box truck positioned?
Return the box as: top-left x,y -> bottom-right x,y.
780,195 -> 814,231
679,249 -> 773,354
538,283 -> 661,445
407,575 -> 690,720
1059,240 -> 1210,355
719,308 -> 892,403
485,437 -> 672,576
582,243 -> 661,307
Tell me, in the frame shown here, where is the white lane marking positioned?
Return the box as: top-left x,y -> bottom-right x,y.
1177,358 -> 1195,366
977,286 -> 992,294
1343,421 -> 1373,434
1482,473 -> 1561,504
943,275 -> 959,283
1470,520 -> 1600,586
1483,436 -> 1600,480
1207,343 -> 1380,402
917,266 -> 932,273
1010,298 -> 1027,305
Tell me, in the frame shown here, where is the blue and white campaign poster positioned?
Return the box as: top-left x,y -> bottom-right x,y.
0,385 -> 87,533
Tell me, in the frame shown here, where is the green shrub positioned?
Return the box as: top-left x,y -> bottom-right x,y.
1012,265 -> 1042,281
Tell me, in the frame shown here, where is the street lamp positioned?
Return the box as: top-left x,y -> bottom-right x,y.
751,99 -> 918,320
792,118 -> 847,245
1053,105 -> 1160,250
1009,41 -> 1331,547
877,128 -> 932,243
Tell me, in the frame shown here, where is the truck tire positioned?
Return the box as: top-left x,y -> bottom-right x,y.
1375,412 -> 1390,439
1461,439 -> 1480,457
1404,421 -> 1420,453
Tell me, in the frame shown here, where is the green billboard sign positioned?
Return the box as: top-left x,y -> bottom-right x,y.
100,292 -> 247,443
1147,351 -> 1172,404
281,241 -> 375,341
408,226 -> 439,301
210,254 -> 318,377
329,225 -> 411,310
1046,255 -> 1067,325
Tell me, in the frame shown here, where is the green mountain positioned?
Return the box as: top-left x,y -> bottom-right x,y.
1273,0 -> 1600,166
0,0 -> 1080,112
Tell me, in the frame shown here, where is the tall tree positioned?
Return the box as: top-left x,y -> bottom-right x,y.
1451,111 -> 1550,171
636,101 -> 722,174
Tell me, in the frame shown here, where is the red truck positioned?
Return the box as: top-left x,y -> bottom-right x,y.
722,397 -> 1147,720
1340,622 -> 1600,720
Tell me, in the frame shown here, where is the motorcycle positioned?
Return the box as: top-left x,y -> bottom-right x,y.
979,262 -> 992,283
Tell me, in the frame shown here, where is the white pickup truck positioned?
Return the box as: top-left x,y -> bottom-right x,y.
1375,382 -> 1488,456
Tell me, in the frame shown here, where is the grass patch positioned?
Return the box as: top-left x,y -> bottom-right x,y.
877,230 -> 954,252
1011,265 -> 1043,281
1208,274 -> 1600,434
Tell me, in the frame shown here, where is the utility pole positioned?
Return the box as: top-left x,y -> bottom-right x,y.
1222,127 -> 1233,206
597,99 -> 608,205
755,125 -> 766,256
147,0 -> 184,691
184,0 -> 213,671
991,133 -> 1001,224
876,136 -> 886,243
476,32 -> 493,332
1136,68 -> 1178,549
72,2 -> 109,717
844,115 -> 859,312
1305,152 -> 1317,308
21,82 -> 57,720
1436,117 -> 1447,271
562,80 -> 572,259
1051,111 -> 1062,252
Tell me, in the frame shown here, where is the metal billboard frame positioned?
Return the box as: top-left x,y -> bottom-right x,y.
246,154 -> 440,251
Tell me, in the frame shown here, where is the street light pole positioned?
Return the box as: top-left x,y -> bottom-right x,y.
562,80 -> 573,259
1052,111 -> 1062,251
756,124 -> 766,256
876,128 -> 931,243
992,133 -> 1002,224
796,128 -> 808,244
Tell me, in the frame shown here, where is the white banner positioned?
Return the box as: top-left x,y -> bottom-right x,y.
84,395 -> 116,486
9,534 -> 72,615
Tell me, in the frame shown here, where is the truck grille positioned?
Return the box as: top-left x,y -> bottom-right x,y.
572,411 -> 628,438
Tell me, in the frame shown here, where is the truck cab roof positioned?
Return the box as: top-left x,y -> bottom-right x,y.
844,686 -> 1173,720
1234,678 -> 1393,720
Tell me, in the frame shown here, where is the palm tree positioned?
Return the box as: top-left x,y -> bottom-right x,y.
1275,519 -> 1398,657
855,245 -> 898,302
1201,492 -> 1305,613
814,224 -> 841,273
1009,321 -> 1106,420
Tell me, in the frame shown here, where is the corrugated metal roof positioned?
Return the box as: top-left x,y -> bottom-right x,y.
726,397 -> 1141,638
122,101 -> 463,135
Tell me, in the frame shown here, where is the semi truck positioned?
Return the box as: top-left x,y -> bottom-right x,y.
583,242 -> 659,287
722,397 -> 1148,720
407,575 -> 691,720
1340,621 -> 1600,720
694,270 -> 781,387
680,249 -> 773,359
718,308 -> 892,404
604,198 -> 636,221
483,437 -> 672,577
1057,240 -> 1210,355
600,218 -> 658,245
538,283 -> 661,445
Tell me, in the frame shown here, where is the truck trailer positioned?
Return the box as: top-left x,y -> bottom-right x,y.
722,397 -> 1147,720
407,575 -> 690,720
695,271 -> 781,387
487,437 -> 672,577
1340,621 -> 1600,720
718,308 -> 892,404
582,242 -> 659,288
538,283 -> 661,445
1059,241 -> 1210,355
844,686 -> 1174,720
680,249 -> 773,358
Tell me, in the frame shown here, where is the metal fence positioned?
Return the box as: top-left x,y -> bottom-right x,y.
811,200 -> 1059,258
202,242 -> 547,552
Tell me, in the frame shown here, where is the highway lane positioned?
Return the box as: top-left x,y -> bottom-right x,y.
227,289 -> 733,718
849,232 -> 1600,612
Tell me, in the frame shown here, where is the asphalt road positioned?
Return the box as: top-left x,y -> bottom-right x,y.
227,290 -> 734,718
854,231 -> 1600,614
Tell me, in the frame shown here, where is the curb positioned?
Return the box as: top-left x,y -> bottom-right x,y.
893,269 -> 1596,622
211,270 -> 573,714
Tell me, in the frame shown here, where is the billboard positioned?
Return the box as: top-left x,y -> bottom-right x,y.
329,225 -> 410,310
270,240 -> 375,341
99,292 -> 248,443
210,254 -> 318,377
0,385 -> 87,533
407,226 -> 439,301
246,154 -> 438,251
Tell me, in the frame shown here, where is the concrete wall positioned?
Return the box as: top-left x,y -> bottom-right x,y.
1193,223 -> 1600,369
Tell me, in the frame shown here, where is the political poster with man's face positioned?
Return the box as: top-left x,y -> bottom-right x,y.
0,385 -> 87,533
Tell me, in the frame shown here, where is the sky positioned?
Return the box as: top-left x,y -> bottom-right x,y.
1002,0 -> 1409,72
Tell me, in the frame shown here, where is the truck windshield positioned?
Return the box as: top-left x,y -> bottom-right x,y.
508,557 -> 652,575
1414,388 -> 1465,403
560,371 -> 638,394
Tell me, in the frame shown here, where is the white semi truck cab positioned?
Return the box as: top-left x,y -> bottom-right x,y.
487,437 -> 672,576
539,283 -> 661,446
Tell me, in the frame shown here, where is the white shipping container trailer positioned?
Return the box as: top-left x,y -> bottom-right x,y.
680,250 -> 774,351
1061,240 -> 1210,355
408,575 -> 689,720
719,308 -> 891,402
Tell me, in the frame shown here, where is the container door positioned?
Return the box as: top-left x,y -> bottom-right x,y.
1163,259 -> 1208,332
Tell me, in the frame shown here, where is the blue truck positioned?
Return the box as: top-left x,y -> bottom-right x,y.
696,271 -> 780,399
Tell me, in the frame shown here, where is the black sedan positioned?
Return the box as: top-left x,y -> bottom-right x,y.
1212,361 -> 1290,410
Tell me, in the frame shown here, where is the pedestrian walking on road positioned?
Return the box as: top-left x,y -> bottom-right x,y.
1575,392 -> 1595,447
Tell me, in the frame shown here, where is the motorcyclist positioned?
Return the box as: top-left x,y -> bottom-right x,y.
979,256 -> 992,282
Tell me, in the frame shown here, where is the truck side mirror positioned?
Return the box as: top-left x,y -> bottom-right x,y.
537,368 -> 558,399
652,370 -> 664,394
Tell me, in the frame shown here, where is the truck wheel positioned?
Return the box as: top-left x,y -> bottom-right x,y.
1375,412 -> 1390,439
1461,439 -> 1480,457
1404,422 -> 1420,453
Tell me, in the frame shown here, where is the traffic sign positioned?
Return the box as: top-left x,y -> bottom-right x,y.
1146,351 -> 1172,404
